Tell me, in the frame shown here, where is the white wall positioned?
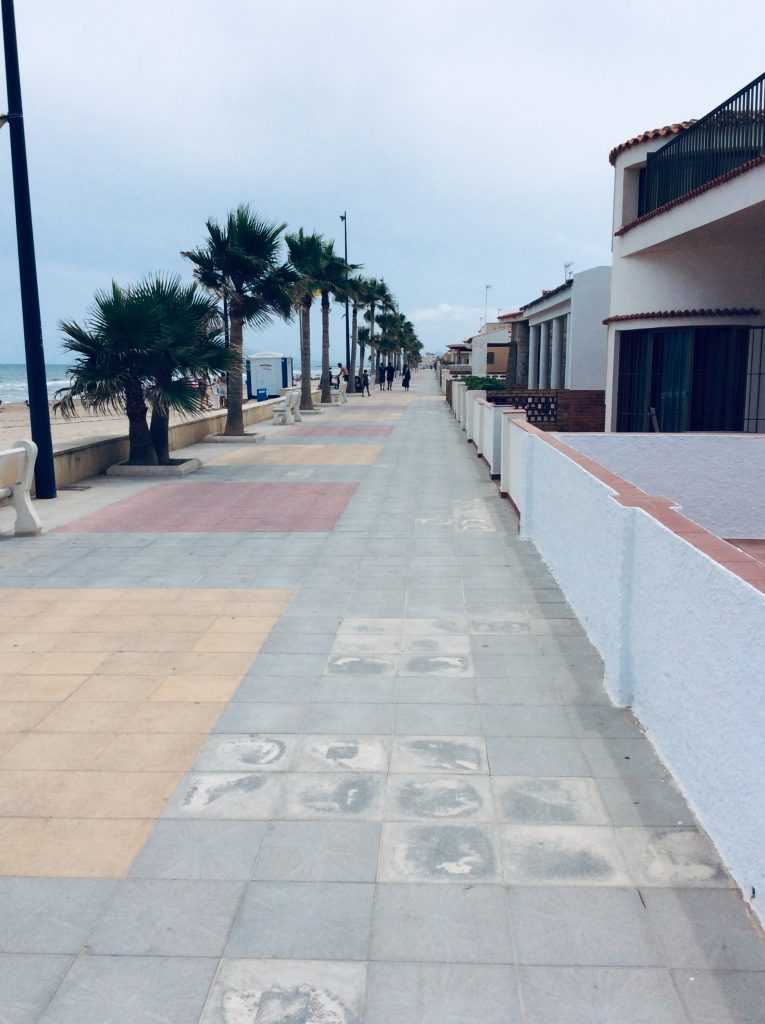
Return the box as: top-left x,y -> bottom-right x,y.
471,334 -> 488,376
568,267 -> 611,388
504,418 -> 765,924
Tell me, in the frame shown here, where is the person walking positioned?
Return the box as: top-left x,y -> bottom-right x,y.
386,363 -> 395,391
402,364 -> 411,392
361,369 -> 371,396
377,364 -> 386,391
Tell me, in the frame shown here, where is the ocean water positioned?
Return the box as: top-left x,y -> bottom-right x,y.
0,364 -> 72,404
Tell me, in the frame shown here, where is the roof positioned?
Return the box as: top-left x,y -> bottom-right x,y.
615,152 -> 765,236
497,310 -> 523,321
520,279 -> 573,312
608,121 -> 695,165
604,307 -> 760,325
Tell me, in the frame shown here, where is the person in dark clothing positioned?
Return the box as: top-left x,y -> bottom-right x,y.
402,365 -> 411,391
361,369 -> 371,396
385,363 -> 395,390
377,365 -> 386,390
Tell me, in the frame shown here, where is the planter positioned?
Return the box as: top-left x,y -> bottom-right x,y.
204,431 -> 264,443
106,457 -> 202,477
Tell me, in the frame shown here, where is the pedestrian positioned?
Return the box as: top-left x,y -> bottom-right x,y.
386,363 -> 395,391
377,364 -> 385,390
402,364 -> 411,391
361,369 -> 370,396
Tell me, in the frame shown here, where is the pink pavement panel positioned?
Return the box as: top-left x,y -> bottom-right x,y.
57,481 -> 358,533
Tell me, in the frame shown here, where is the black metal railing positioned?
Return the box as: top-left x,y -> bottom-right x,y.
643,71 -> 765,214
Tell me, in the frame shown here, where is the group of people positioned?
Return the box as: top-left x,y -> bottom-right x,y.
329,362 -> 412,397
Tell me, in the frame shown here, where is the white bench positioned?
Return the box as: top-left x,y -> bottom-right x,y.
271,389 -> 303,425
0,439 -> 42,536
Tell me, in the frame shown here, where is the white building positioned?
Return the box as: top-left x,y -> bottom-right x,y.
605,71 -> 765,432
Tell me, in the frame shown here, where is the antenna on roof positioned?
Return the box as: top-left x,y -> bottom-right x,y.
564,262 -> 574,282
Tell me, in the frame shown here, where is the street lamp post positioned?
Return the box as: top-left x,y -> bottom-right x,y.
483,284 -> 492,330
1,0 -> 56,497
340,212 -> 350,379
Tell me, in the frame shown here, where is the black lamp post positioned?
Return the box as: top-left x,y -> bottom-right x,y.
340,212 -> 350,372
1,0 -> 56,497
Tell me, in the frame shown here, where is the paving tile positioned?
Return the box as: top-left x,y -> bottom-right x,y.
500,825 -> 632,885
486,736 -> 589,776
213,702 -> 306,733
193,733 -> 299,772
395,676 -> 477,703
129,820 -> 267,880
386,774 -> 494,821
283,772 -> 384,819
87,878 -> 244,955
519,966 -> 688,1023
642,889 -> 765,968
0,703 -> 56,732
39,955 -> 217,1024
365,962 -> 521,1023
252,821 -> 381,881
395,703 -> 482,736
391,736 -> 488,773
296,735 -> 390,772
199,959 -> 367,1024
493,776 -> 610,824
301,703 -> 395,734
615,828 -> 733,887
370,883 -> 513,962
0,954 -> 73,1024
510,886 -> 661,965
0,818 -> 153,877
379,822 -> 501,882
164,772 -> 283,819
597,777 -> 695,826
479,703 -> 572,737
0,878 -> 116,953
671,969 -> 765,1023
566,705 -> 644,738
226,881 -> 374,959
476,676 -> 565,704
582,737 -> 667,779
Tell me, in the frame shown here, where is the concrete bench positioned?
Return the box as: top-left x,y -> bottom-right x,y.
271,389 -> 303,425
0,439 -> 42,536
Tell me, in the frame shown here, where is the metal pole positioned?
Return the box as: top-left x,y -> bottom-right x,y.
1,0 -> 56,497
484,284 -> 491,330
340,212 -> 350,371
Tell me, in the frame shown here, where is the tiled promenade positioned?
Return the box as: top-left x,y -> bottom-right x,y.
0,374 -> 763,1022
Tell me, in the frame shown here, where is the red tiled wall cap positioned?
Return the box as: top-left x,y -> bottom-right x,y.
603,308 -> 760,325
608,122 -> 695,165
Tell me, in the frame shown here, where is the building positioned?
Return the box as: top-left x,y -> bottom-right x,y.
606,71 -> 765,432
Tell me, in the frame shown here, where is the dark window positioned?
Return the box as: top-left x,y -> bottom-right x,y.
487,351 -> 495,365
637,166 -> 648,217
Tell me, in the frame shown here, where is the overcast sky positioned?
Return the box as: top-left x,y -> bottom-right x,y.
1,0 -> 764,365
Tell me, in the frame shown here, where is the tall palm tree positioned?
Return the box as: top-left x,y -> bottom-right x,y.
183,205 -> 294,435
285,229 -> 326,411
362,277 -> 393,377
317,240 -> 353,404
341,274 -> 368,393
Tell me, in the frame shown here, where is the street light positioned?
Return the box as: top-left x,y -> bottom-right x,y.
483,284 -> 492,329
1,0 -> 56,497
339,212 -> 350,376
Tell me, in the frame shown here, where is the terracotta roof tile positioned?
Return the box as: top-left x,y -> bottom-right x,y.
520,279 -> 573,312
604,308 -> 760,325
608,121 -> 695,165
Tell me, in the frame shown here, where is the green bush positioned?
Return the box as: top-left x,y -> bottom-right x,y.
465,375 -> 506,391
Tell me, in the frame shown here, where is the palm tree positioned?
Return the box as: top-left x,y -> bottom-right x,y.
316,240 -> 353,404
285,229 -> 326,411
341,274 -> 368,393
362,278 -> 393,377
183,205 -> 294,436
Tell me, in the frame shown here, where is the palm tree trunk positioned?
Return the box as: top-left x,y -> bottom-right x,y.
125,379 -> 157,465
320,290 -> 331,404
359,340 -> 366,379
369,303 -> 376,375
150,405 -> 171,464
225,295 -> 245,435
299,299 -> 313,411
348,302 -> 358,392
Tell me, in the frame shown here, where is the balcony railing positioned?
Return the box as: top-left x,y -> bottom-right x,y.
643,71 -> 765,214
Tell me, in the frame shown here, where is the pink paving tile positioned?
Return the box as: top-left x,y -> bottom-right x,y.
286,424 -> 393,438
57,482 -> 357,533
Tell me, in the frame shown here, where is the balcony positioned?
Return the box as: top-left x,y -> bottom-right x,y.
642,71 -> 765,215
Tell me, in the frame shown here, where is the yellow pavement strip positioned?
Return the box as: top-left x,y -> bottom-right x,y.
0,587 -> 292,878
212,443 -> 382,466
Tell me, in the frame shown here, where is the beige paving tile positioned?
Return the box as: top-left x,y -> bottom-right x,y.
0,734 -> 21,758
71,675 -> 164,702
193,634 -> 268,654
0,770 -> 179,818
11,652 -> 109,676
35,701 -> 140,733
0,633 -> 60,653
94,733 -> 205,771
207,616 -> 279,635
96,651 -> 253,676
43,633 -> 131,653
150,674 -> 243,702
0,731 -> 115,769
0,702 -> 56,732
90,613 -> 217,633
126,702 -> 225,734
0,675 -> 87,701
0,818 -> 154,877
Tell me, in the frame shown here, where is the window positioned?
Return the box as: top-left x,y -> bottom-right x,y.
487,351 -> 495,365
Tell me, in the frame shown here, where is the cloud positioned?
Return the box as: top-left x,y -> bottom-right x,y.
412,304 -> 483,324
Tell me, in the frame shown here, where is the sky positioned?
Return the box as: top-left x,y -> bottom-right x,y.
1,0 -> 764,365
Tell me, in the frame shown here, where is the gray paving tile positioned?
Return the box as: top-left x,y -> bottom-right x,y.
566,705 -> 644,738
480,704 -> 572,737
582,737 -> 667,779
301,702 -> 395,734
643,889 -> 765,968
510,886 -> 661,965
39,955 -> 217,1024
326,653 -> 398,675
395,676 -> 477,703
226,881 -> 374,959
493,776 -> 610,825
519,966 -> 688,1023
193,733 -> 299,771
391,736 -> 488,774
597,777 -> 695,826
398,653 -> 474,676
86,878 -> 244,956
476,675 -> 565,704
0,879 -> 116,953
252,821 -> 381,882
248,653 -> 330,677
213,702 -> 307,733
486,736 -> 589,776
129,820 -> 266,879
296,735 -> 390,772
199,959 -> 367,1024
379,822 -> 500,882
164,772 -> 283,819
671,969 -> 765,1023
365,962 -> 521,1023
615,828 -> 733,887
396,703 -> 482,736
386,774 -> 494,821
500,825 -> 632,885
232,676 -> 320,701
283,772 -> 384,819
0,955 -> 73,1024
370,883 -> 513,962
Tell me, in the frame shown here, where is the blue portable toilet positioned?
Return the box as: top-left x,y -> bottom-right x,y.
246,352 -> 294,399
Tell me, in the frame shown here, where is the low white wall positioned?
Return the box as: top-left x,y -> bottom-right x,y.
505,417 -> 765,923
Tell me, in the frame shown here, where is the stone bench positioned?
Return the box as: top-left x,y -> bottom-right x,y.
0,439 -> 42,536
271,389 -> 303,425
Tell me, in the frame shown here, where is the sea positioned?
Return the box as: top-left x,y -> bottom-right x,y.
0,364 -> 72,404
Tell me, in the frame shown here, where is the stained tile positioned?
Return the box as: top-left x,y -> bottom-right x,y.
379,822 -> 500,882
365,962 -> 521,1023
391,736 -> 488,774
386,775 -> 493,821
283,772 -> 384,819
500,825 -> 631,885
164,772 -> 283,820
493,776 -> 609,825
193,734 -> 298,772
615,828 -> 732,887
